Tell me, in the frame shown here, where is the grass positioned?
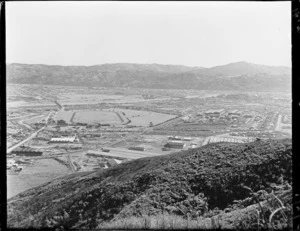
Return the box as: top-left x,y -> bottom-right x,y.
98,186 -> 292,230
105,108 -> 176,127
237,186 -> 292,229
7,139 -> 292,229
72,111 -> 121,124
98,213 -> 213,229
7,158 -> 70,198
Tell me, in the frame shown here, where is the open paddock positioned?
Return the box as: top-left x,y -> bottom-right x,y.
53,110 -> 75,123
105,108 -> 177,127
23,114 -> 48,124
72,110 -> 122,124
7,158 -> 71,198
58,93 -> 145,105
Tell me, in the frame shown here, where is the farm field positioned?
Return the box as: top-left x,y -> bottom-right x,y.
53,110 -> 75,123
105,108 -> 177,126
7,158 -> 71,198
23,114 -> 48,124
72,111 -> 122,124
59,93 -> 145,105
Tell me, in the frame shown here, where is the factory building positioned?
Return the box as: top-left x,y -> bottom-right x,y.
50,136 -> 77,143
205,109 -> 225,117
243,114 -> 252,118
182,137 -> 192,141
168,136 -> 181,140
164,141 -> 186,149
12,147 -> 43,156
128,146 -> 145,151
228,110 -> 242,116
106,159 -> 119,167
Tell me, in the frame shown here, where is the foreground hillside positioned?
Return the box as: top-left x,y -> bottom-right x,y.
7,62 -> 291,91
7,139 -> 292,229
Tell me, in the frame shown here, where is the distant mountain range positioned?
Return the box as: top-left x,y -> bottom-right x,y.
6,61 -> 291,91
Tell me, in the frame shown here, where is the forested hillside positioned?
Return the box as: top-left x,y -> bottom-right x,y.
7,62 -> 291,91
8,139 -> 292,229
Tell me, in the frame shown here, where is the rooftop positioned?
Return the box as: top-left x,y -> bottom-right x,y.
13,147 -> 42,153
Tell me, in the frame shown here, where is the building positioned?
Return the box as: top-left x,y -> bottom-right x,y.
128,146 -> 145,151
98,162 -> 106,168
182,116 -> 190,121
12,147 -> 43,156
205,109 -> 225,117
50,136 -> 77,143
106,159 -> 119,167
228,110 -> 242,116
243,114 -> 253,118
182,137 -> 192,141
7,159 -> 16,169
164,141 -> 186,149
162,147 -> 170,151
168,136 -> 181,140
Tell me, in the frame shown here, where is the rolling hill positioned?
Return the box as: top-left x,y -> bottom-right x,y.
7,139 -> 292,229
6,62 -> 291,91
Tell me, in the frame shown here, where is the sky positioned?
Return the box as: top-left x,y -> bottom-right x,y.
6,1 -> 291,68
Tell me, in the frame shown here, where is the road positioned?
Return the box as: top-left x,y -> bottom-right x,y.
87,148 -> 162,160
152,116 -> 183,130
7,127 -> 45,153
18,120 -> 34,131
102,116 -> 183,149
17,114 -> 48,131
201,136 -> 212,146
7,111 -> 54,154
66,153 -> 76,173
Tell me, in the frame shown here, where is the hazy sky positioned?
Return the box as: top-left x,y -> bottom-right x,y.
6,1 -> 291,67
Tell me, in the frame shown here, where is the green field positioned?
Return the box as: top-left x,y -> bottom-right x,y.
72,111 -> 122,124
105,109 -> 177,127
7,158 -> 70,198
54,110 -> 75,123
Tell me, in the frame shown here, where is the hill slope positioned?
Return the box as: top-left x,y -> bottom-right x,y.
6,62 -> 291,91
187,61 -> 291,77
7,139 -> 292,229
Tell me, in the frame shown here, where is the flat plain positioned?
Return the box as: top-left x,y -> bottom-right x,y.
72,111 -> 121,124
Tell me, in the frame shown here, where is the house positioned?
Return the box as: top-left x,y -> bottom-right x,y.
228,110 -> 242,116
164,141 -> 186,149
128,146 -> 145,151
12,147 -> 43,156
168,136 -> 181,140
182,137 -> 192,141
106,159 -> 119,167
205,109 -> 225,117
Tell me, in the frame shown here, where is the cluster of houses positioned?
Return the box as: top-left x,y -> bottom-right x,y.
7,159 -> 22,171
192,109 -> 247,123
